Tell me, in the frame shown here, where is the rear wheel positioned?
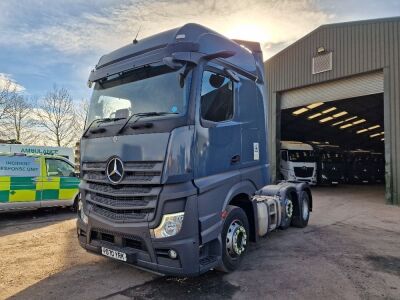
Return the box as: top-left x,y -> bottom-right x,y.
217,205 -> 249,273
291,191 -> 310,228
71,194 -> 80,212
279,193 -> 294,229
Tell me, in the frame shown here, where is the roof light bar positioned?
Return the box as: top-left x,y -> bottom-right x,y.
340,123 -> 353,129
332,120 -> 345,126
353,119 -> 366,125
307,102 -> 324,109
319,116 -> 334,123
370,132 -> 384,138
308,113 -> 322,120
356,129 -> 368,134
322,107 -> 337,114
333,111 -> 348,118
292,107 -> 308,115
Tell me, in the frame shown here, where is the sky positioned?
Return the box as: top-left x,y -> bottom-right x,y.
0,0 -> 399,101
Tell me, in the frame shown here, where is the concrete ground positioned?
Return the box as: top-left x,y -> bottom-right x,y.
1,185 -> 399,300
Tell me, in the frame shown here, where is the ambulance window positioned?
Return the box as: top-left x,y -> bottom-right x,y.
281,150 -> 288,161
46,159 -> 75,177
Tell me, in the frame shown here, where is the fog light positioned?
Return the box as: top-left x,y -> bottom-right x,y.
168,249 -> 178,259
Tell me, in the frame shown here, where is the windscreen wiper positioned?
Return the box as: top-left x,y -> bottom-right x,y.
82,117 -> 126,138
116,112 -> 179,134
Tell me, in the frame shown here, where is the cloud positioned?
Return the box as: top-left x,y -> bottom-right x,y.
0,73 -> 25,92
0,0 -> 331,58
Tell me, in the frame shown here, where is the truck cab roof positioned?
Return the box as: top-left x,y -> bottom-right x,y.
280,141 -> 313,151
89,23 -> 262,84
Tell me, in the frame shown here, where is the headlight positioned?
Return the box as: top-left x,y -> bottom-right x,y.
78,200 -> 88,224
152,212 -> 184,238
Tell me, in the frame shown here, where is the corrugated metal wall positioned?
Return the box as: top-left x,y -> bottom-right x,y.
265,17 -> 400,205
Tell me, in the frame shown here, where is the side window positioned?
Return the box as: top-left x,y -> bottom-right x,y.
281,150 -> 288,161
46,159 -> 75,177
201,70 -> 234,123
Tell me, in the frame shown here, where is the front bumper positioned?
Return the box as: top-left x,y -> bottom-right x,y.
77,192 -> 217,276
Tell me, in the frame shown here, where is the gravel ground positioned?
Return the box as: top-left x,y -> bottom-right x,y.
1,185 -> 399,300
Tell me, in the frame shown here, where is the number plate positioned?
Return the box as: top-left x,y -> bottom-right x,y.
101,247 -> 127,262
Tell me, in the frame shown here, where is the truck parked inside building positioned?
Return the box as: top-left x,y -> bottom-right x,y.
345,150 -> 373,184
77,23 -> 313,276
312,143 -> 344,185
279,141 -> 317,185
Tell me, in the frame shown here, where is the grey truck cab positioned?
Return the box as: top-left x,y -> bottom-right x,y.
77,23 -> 312,276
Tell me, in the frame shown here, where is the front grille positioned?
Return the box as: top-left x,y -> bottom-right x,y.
91,228 -> 145,251
82,160 -> 163,223
294,167 -> 314,178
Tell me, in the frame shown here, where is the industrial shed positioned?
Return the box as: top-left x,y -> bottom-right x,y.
265,17 -> 400,205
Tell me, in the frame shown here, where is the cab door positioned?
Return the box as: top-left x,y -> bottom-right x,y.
0,155 -> 42,207
194,67 -> 241,178
42,158 -> 79,205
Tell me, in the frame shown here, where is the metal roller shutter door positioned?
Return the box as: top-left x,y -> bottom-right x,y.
281,71 -> 384,109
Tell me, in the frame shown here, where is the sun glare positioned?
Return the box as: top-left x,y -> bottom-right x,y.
225,23 -> 271,43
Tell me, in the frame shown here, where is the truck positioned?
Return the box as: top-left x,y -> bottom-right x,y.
312,143 -> 344,185
77,23 -> 313,276
279,141 -> 317,185
0,153 -> 79,212
345,150 -> 372,184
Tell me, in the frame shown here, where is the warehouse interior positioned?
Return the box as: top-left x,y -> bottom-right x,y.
280,92 -> 385,187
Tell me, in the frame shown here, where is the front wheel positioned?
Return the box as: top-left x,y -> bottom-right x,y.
217,205 -> 249,273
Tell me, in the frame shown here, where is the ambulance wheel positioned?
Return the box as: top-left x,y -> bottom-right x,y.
291,191 -> 310,228
216,205 -> 249,273
71,194 -> 80,212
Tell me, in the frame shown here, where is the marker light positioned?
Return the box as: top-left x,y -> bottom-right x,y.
292,107 -> 308,115
319,116 -> 333,123
308,113 -> 322,120
307,102 -> 324,109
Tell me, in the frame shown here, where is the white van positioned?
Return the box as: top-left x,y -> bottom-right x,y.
280,141 -> 317,185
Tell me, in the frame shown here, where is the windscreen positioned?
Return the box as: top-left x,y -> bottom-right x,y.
321,151 -> 343,163
288,150 -> 315,162
86,64 -> 191,126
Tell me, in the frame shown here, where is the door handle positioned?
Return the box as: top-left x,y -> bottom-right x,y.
231,155 -> 241,164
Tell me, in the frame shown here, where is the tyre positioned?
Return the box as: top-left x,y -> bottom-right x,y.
291,191 -> 310,228
217,205 -> 250,273
279,192 -> 294,230
71,194 -> 80,212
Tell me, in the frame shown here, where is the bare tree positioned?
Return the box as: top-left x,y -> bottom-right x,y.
1,95 -> 40,144
73,98 -> 89,137
36,86 -> 77,147
0,79 -> 16,119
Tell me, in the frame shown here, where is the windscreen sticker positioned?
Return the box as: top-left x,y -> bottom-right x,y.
0,156 -> 40,177
170,106 -> 178,113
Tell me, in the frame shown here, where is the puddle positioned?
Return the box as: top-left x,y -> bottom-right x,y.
104,271 -> 239,299
366,255 -> 400,277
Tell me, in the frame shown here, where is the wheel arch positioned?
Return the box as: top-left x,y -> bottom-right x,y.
222,181 -> 258,242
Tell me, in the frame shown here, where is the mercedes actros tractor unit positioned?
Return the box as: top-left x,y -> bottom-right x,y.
77,23 -> 313,276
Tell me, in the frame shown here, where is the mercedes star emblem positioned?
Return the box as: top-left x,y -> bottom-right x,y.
106,157 -> 124,184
